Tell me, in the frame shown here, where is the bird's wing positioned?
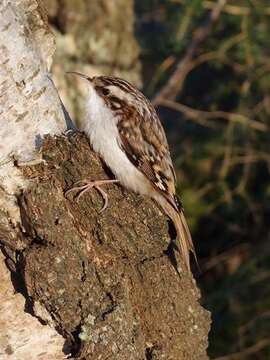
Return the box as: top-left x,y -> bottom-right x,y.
117,103 -> 196,271
117,105 -> 178,210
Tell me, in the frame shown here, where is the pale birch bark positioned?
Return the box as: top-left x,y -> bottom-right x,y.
0,0 -> 65,187
0,2 -> 211,359
0,1 -> 66,358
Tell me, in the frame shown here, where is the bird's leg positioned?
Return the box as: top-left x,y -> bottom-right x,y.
65,179 -> 119,212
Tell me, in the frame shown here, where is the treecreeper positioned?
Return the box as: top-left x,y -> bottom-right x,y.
66,72 -> 196,272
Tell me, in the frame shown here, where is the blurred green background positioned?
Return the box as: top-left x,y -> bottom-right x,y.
48,0 -> 270,358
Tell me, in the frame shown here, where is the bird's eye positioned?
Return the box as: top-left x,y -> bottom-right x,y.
101,88 -> 110,96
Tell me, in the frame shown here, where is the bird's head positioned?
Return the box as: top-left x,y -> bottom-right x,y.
67,72 -> 149,118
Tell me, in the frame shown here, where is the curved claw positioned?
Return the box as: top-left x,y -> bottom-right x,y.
65,184 -> 88,198
76,184 -> 95,202
95,186 -> 109,213
65,179 -> 119,212
72,179 -> 89,187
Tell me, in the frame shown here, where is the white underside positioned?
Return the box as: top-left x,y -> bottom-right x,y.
79,84 -> 193,269
81,85 -> 152,196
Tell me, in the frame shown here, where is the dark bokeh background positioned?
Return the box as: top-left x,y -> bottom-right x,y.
135,2 -> 270,359
49,1 -> 270,358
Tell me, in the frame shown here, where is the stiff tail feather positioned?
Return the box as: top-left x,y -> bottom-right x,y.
160,198 -> 196,272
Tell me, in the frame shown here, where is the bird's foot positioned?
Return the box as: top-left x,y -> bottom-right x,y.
65,179 -> 119,212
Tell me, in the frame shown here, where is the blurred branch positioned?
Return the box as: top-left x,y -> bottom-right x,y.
250,270 -> 270,285
235,143 -> 252,194
156,99 -> 220,129
158,99 -> 269,132
219,123 -> 234,179
147,56 -> 176,94
202,244 -> 250,272
149,51 -> 217,96
217,33 -> 245,59
239,311 -> 270,336
203,1 -> 270,16
238,311 -> 270,350
231,153 -> 270,166
153,0 -> 227,105
213,338 -> 270,360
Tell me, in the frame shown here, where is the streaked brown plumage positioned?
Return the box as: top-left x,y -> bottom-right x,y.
68,72 -> 196,272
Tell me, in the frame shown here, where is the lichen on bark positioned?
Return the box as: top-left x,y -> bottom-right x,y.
0,1 -> 211,358
1,133 -> 210,359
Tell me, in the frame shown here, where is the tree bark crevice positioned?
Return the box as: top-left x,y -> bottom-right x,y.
0,1 -> 210,357
1,133 -> 210,359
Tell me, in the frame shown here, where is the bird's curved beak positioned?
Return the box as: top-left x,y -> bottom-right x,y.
66,71 -> 92,82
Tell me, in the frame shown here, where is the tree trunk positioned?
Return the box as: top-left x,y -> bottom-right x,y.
0,1 -> 210,359
48,0 -> 142,126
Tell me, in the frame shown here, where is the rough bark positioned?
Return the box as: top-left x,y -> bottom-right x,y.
0,1 -> 210,359
0,0 -> 66,235
1,133 -> 210,359
0,0 -> 66,358
0,251 -> 66,359
0,0 -> 65,165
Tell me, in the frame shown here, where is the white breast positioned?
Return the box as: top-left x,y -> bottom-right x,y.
80,85 -> 150,196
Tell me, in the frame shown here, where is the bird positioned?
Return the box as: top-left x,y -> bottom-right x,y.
65,72 -> 196,272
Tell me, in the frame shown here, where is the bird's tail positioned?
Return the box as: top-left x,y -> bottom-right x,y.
158,197 -> 196,272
